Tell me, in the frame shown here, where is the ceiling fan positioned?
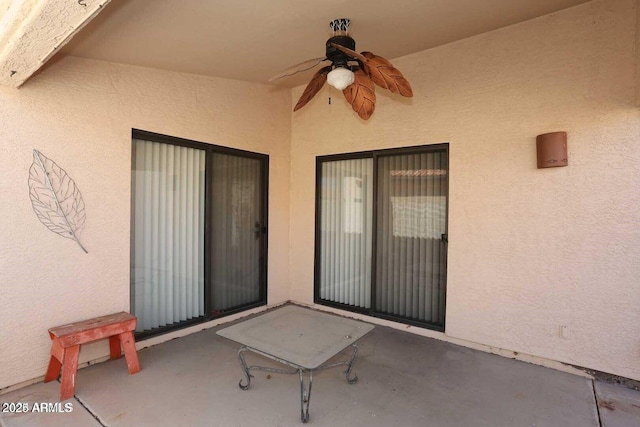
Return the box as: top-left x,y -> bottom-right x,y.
270,18 -> 413,120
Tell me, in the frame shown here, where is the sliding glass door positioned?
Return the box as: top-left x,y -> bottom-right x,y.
210,153 -> 264,314
315,145 -> 448,330
131,141 -> 206,332
317,158 -> 373,308
131,130 -> 267,336
374,151 -> 447,325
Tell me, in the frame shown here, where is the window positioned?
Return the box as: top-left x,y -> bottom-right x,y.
314,145 -> 448,330
131,130 -> 268,337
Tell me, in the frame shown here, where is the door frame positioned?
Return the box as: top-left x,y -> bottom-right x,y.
131,129 -> 269,339
313,143 -> 449,331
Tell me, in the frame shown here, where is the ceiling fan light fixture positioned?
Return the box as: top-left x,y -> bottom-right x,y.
326,67 -> 354,90
286,18 -> 412,119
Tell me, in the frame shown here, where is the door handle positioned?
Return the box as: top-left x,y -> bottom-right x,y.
441,233 -> 448,244
254,221 -> 267,238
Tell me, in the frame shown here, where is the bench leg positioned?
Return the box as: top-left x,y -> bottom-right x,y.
44,356 -> 62,383
109,335 -> 122,360
59,345 -> 80,401
119,331 -> 140,375
44,338 -> 64,383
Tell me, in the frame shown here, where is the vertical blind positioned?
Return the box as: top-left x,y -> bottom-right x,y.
132,139 -> 206,332
210,153 -> 262,312
318,158 -> 373,308
375,152 -> 447,324
317,148 -> 448,328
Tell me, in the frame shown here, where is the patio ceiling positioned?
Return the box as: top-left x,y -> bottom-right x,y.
1,0 -> 592,88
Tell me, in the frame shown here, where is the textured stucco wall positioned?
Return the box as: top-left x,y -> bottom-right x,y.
0,57 -> 291,390
290,0 -> 640,380
1,0 -> 639,393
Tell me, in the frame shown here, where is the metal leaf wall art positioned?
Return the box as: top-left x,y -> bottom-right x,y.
28,150 -> 87,253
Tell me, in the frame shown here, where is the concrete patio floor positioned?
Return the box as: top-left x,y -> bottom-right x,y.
2,306 -> 639,427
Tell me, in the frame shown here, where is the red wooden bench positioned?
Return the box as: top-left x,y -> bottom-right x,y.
44,312 -> 141,401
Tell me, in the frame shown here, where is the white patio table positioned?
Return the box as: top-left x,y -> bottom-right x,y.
217,305 -> 374,423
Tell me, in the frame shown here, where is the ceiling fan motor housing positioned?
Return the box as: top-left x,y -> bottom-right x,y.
326,36 -> 356,68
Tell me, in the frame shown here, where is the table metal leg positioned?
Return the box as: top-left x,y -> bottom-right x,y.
236,344 -> 360,423
299,369 -> 313,423
238,346 -> 299,391
344,344 -> 359,384
314,344 -> 360,384
238,346 -> 253,390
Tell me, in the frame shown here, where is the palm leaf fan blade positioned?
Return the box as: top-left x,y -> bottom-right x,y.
269,57 -> 327,81
343,69 -> 376,120
361,52 -> 413,97
294,66 -> 332,112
